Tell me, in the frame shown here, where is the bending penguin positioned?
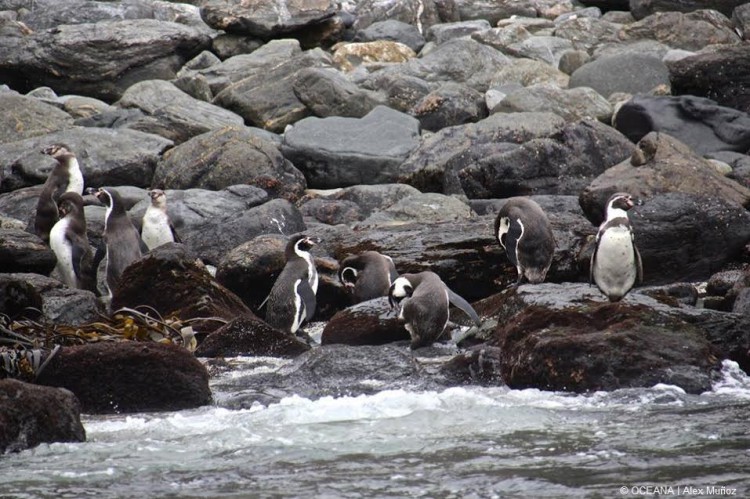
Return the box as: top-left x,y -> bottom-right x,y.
91,187 -> 146,300
591,192 -> 643,302
495,197 -> 555,285
49,192 -> 97,294
141,189 -> 180,251
34,144 -> 84,244
266,234 -> 320,334
388,271 -> 481,349
339,250 -> 399,303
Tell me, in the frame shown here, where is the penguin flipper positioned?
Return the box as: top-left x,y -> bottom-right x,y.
138,235 -> 149,254
170,222 -> 182,244
447,288 -> 481,327
298,280 -> 317,321
634,244 -> 643,284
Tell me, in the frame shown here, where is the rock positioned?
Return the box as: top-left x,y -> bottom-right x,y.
152,126 -> 306,201
114,80 -> 244,144
454,0 -> 536,24
200,0 -> 337,38
195,315 -> 310,358
360,192 -> 474,226
211,34 -> 264,60
213,48 -> 331,132
353,0 -> 442,32
0,273 -> 101,324
552,16 -> 622,52
332,41 -> 417,72
0,90 -> 74,144
668,45 -> 750,114
427,20 -> 492,44
409,82 -> 487,131
281,106 -> 420,189
0,229 -> 55,275
489,58 -> 570,89
0,127 -> 172,192
360,72 -> 434,112
314,183 -> 422,218
580,132 -> 750,225
619,10 -> 740,51
353,19 -> 426,53
629,0 -> 747,20
734,3 -> 750,39
36,341 -> 211,414
0,379 -> 85,453
292,67 -> 384,118
58,94 -> 114,120
321,297 -> 410,345
299,198 -> 363,225
613,95 -> 750,155
457,119 -> 634,198
110,243 -> 253,333
493,85 -> 612,123
569,53 -> 670,99
0,19 -> 212,101
504,35 -> 575,67
181,198 -> 306,264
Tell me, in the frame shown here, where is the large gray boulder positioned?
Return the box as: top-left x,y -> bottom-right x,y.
0,229 -> 55,276
569,53 -> 671,98
619,10 -> 740,51
281,106 -> 421,189
353,19 -> 426,53
409,82 -> 487,132
492,85 -> 612,123
0,90 -> 74,144
292,67 -> 385,118
629,0 -> 748,20
352,0 -> 442,31
200,0 -> 337,37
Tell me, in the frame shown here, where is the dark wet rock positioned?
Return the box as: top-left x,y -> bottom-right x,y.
0,90 -> 73,144
111,243 -> 253,333
619,10 -> 740,51
200,0 -> 337,38
195,315 -> 310,358
360,72 -> 434,113
0,379 -> 86,453
353,19 -> 426,53
281,106 -> 420,189
299,198 -> 363,225
569,54 -> 670,99
352,0 -> 441,32
629,0 -> 747,20
36,341 -> 211,414
213,48 -> 331,132
182,198 -> 306,265
0,273 -> 101,324
0,19 -> 212,101
707,269 -> 745,298
0,229 -> 55,275
492,85 -> 612,123
668,45 -> 750,115
640,282 -> 700,307
457,119 -> 633,199
552,16 -> 622,52
0,127 -> 172,193
114,80 -> 244,144
427,20 -> 492,44
613,95 -> 750,155
321,297 -> 410,346
292,67 -> 384,118
152,126 -> 306,202
409,82 -> 487,132
580,132 -> 750,226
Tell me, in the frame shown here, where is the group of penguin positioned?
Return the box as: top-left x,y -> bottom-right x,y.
32,143 -> 643,350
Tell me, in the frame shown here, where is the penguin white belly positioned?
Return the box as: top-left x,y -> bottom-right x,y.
142,208 -> 173,250
291,279 -> 305,334
49,218 -> 76,288
66,161 -> 84,195
594,227 -> 636,298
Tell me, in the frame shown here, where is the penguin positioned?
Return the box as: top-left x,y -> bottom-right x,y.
591,192 -> 643,302
141,189 -> 181,251
339,250 -> 399,303
266,234 -> 320,334
495,197 -> 555,285
388,271 -> 481,349
34,143 -> 85,244
48,192 -> 97,294
91,187 -> 146,300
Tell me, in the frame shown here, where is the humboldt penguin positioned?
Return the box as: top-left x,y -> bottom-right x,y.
141,189 -> 181,251
388,271 -> 481,349
34,143 -> 85,244
495,197 -> 555,285
266,234 -> 320,334
339,250 -> 399,303
591,192 -> 643,302
91,187 -> 145,300
48,192 -> 97,294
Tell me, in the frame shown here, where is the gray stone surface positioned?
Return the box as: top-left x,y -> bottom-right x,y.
570,53 -> 670,98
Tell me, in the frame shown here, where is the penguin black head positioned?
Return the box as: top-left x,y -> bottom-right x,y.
57,191 -> 84,217
286,234 -> 320,260
148,189 -> 167,207
388,276 -> 413,309
340,266 -> 357,288
90,187 -> 113,207
605,192 -> 638,220
41,143 -> 75,160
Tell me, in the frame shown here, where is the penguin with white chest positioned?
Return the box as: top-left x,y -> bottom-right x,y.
591,192 -> 643,302
339,250 -> 399,303
141,189 -> 181,251
266,234 -> 320,334
495,197 -> 555,285
91,187 -> 146,300
34,144 -> 85,244
388,271 -> 482,349
49,192 -> 97,294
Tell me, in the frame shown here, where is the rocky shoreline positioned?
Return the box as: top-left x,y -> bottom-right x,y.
1,0 -> 750,452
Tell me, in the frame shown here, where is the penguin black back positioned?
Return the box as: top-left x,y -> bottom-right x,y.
339,250 -> 399,303
34,143 -> 84,244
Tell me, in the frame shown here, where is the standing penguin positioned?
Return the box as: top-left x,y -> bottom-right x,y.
266,234 -> 320,334
48,192 -> 97,294
91,187 -> 145,300
591,192 -> 643,302
34,144 -> 85,244
339,250 -> 399,303
388,271 -> 481,349
141,189 -> 181,251
495,197 -> 555,285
